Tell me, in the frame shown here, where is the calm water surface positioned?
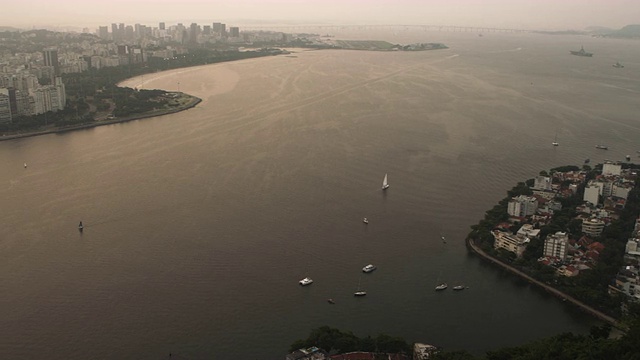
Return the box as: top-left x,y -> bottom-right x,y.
2,29 -> 640,359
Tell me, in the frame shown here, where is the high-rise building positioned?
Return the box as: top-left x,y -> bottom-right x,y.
98,26 -> 109,39
189,23 -> 199,44
212,22 -> 222,33
202,25 -> 211,35
543,231 -> 569,260
42,48 -> 59,76
159,22 -> 165,30
0,92 -> 12,124
124,25 -> 133,41
507,195 -> 538,217
229,27 -> 240,37
111,23 -> 118,40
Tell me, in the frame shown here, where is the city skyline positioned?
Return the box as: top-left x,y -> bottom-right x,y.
4,0 -> 640,31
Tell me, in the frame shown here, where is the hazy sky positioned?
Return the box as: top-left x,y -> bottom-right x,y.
5,0 -> 640,30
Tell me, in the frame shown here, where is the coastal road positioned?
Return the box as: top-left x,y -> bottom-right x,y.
467,238 -> 622,329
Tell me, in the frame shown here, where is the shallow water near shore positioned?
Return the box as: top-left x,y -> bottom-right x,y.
2,28 -> 640,359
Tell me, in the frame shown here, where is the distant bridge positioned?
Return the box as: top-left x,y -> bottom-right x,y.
239,24 -> 532,34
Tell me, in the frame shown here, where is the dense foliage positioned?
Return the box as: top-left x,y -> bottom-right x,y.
293,318 -> 640,360
433,320 -> 640,360
289,326 -> 412,355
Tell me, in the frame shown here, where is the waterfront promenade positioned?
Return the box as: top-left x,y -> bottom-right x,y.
466,237 -> 622,329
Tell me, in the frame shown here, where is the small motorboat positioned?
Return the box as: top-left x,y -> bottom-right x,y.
24,163 -> 27,168
435,283 -> 448,291
327,298 -> 335,304
363,217 -> 368,224
626,155 -> 631,161
299,277 -> 313,286
595,145 -> 608,150
453,285 -> 465,291
78,221 -> 84,232
354,291 -> 367,297
362,264 -> 376,273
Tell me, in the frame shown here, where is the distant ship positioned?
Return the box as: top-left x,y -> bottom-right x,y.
595,145 -> 608,150
613,62 -> 624,68
570,46 -> 593,57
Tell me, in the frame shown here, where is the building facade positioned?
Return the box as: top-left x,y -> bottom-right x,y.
492,230 -> 528,257
582,217 -> 605,237
507,195 -> 538,217
544,231 -> 569,260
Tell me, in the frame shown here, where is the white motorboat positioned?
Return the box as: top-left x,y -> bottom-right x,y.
362,264 -> 376,273
363,217 -> 369,224
435,283 -> 448,291
299,277 -> 313,286
453,285 -> 465,291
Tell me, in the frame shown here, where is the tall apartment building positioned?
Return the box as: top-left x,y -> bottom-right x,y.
544,231 -> 569,260
583,183 -> 601,205
507,195 -> 538,217
111,23 -> 118,41
159,22 -> 165,30
32,77 -> 65,115
42,48 -> 59,76
0,93 -> 11,123
98,26 -> 109,39
189,23 -> 199,44
229,27 -> 240,37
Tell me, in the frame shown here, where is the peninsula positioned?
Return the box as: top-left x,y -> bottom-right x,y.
466,162 -> 640,329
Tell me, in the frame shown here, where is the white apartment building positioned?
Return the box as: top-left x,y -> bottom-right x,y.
582,217 -> 605,237
544,231 -> 569,260
613,183 -> 633,200
583,180 -> 604,205
507,195 -> 538,217
602,162 -> 622,176
492,230 -> 529,257
533,176 -> 552,190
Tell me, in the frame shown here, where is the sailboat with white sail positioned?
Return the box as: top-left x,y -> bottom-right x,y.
382,173 -> 390,190
552,132 -> 559,146
354,275 -> 367,296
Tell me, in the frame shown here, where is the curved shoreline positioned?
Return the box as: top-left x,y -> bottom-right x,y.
465,236 -> 622,329
0,94 -> 201,142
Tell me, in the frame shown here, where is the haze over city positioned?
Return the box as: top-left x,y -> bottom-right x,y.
5,0 -> 640,31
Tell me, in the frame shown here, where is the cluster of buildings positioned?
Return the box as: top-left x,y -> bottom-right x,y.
0,47 -> 66,123
0,21 -> 301,125
97,21 -> 242,45
492,162 -> 637,279
611,217 -> 640,301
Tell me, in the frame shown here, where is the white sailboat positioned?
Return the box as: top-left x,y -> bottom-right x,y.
354,275 -> 367,296
382,173 -> 390,190
552,132 -> 559,146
